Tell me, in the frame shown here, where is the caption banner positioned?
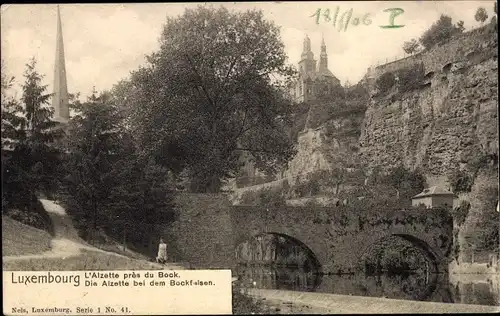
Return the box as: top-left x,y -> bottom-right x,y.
3,270 -> 232,315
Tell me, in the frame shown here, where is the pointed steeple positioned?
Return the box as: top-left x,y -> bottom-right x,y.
52,5 -> 69,123
319,35 -> 328,72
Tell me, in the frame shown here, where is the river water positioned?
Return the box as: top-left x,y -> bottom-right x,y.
235,265 -> 500,306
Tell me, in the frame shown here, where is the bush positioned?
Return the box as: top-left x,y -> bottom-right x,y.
232,281 -> 270,314
3,193 -> 54,235
451,200 -> 470,227
395,63 -> 425,93
240,190 -> 259,205
402,38 -> 421,54
382,166 -> 426,203
259,188 -> 286,207
291,178 -> 320,198
345,83 -> 369,101
375,72 -> 396,95
419,14 -> 463,50
468,186 -> 500,252
448,170 -> 474,193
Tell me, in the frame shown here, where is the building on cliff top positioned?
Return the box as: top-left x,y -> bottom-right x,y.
412,186 -> 458,209
292,35 -> 342,103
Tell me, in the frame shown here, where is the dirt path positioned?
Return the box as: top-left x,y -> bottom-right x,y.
3,199 -> 183,269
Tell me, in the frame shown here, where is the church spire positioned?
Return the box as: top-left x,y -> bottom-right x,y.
319,35 -> 328,72
300,34 -> 314,61
52,5 -> 69,123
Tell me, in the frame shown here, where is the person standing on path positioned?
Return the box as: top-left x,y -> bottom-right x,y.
156,238 -> 168,264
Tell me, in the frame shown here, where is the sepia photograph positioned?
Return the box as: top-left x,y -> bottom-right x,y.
1,1 -> 499,314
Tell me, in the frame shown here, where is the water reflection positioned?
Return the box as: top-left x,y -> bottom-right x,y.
449,274 -> 500,306
236,265 -> 500,306
235,265 -> 322,292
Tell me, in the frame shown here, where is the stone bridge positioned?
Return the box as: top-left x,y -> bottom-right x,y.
165,194 -> 453,274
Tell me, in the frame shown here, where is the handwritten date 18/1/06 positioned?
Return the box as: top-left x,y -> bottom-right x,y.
310,7 -> 405,32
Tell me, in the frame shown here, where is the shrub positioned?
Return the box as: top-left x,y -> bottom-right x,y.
240,190 -> 259,205
232,281 -> 270,314
291,178 -> 321,198
402,38 -> 421,54
451,200 -> 470,227
475,7 -> 488,25
396,63 -> 425,93
375,72 -> 396,95
382,166 -> 426,203
259,188 -> 286,207
468,186 -> 500,252
3,194 -> 54,235
448,170 -> 474,193
419,14 -> 463,50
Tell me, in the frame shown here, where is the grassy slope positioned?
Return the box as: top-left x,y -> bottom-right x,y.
2,199 -> 175,271
2,216 -> 52,256
3,249 -> 166,271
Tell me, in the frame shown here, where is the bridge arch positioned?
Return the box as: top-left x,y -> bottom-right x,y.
234,232 -> 323,273
358,233 -> 441,273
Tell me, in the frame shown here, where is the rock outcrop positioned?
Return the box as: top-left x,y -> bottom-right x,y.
233,25 -> 498,215
359,26 -> 498,187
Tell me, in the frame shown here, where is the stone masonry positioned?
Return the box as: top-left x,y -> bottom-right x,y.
167,194 -> 453,274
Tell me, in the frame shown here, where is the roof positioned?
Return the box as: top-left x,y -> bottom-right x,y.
412,186 -> 458,199
317,68 -> 337,80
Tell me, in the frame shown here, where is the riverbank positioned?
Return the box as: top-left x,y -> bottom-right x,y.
246,288 -> 500,314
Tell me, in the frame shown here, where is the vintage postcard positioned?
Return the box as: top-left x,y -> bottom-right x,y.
1,1 -> 499,315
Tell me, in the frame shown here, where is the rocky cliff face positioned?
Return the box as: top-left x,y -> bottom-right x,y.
284,89 -> 367,180
234,25 -> 497,211
359,26 -> 498,186
283,127 -> 331,179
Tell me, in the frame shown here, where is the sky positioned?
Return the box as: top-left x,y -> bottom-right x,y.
1,1 -> 496,99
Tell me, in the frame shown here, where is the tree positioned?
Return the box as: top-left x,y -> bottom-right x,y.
467,186 -> 499,253
475,7 -> 488,25
419,15 -> 463,50
492,2 -> 498,26
2,59 -> 63,212
1,60 -> 19,211
1,60 -> 19,152
22,59 -> 64,194
106,151 -> 176,254
448,169 -> 474,193
402,38 -> 421,54
383,166 -> 426,203
456,20 -> 465,33
62,91 -> 125,242
123,6 -> 297,193
63,90 -> 176,251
